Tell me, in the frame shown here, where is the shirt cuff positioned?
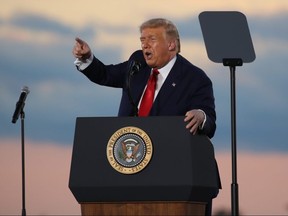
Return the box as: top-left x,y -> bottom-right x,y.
197,109 -> 207,130
74,54 -> 93,71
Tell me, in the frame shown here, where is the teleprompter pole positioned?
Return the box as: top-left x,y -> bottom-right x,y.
199,11 -> 256,216
224,58 -> 242,216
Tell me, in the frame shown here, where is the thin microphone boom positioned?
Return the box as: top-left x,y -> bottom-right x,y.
127,61 -> 142,116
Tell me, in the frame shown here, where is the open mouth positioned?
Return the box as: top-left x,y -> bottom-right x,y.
144,51 -> 152,60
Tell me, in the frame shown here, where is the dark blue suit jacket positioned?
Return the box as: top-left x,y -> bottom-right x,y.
80,50 -> 216,138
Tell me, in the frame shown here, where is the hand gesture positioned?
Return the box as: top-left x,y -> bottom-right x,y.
72,37 -> 92,60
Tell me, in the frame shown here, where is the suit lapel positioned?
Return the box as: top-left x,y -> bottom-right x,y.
130,66 -> 151,105
150,56 -> 183,115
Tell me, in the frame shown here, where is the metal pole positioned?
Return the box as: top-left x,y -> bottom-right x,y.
20,110 -> 26,216
230,66 -> 239,216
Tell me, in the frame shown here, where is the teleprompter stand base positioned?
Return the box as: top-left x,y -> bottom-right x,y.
81,201 -> 206,216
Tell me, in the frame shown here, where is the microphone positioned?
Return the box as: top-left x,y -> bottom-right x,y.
129,61 -> 142,76
12,86 -> 30,124
125,50 -> 147,116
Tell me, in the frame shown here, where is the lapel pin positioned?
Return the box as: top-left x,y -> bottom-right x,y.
172,82 -> 176,87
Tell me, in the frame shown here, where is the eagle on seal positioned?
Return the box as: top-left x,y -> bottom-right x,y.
121,141 -> 140,163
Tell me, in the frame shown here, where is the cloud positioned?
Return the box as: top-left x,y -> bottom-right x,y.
249,12 -> 288,40
1,11 -> 95,39
0,5 -> 288,153
9,12 -> 76,35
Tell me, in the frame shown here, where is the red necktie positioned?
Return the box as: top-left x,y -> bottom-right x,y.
138,69 -> 159,116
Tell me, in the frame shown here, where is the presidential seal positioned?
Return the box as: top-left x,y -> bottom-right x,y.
106,126 -> 153,174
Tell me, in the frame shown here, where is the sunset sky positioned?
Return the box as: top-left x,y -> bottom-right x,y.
1,0 -> 288,215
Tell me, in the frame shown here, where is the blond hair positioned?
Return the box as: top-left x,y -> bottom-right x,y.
140,18 -> 181,53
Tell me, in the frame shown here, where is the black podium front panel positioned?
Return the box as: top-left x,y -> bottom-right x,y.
69,116 -> 219,202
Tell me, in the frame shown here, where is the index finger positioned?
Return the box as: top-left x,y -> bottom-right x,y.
75,37 -> 85,45
184,111 -> 192,122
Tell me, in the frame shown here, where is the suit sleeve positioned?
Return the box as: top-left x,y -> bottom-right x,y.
78,50 -> 145,89
79,56 -> 128,88
192,75 -> 216,138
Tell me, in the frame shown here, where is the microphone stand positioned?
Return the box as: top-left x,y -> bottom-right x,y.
126,60 -> 141,116
20,109 -> 27,216
127,71 -> 138,116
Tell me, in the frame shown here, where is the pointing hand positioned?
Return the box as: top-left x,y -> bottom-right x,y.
72,37 -> 92,60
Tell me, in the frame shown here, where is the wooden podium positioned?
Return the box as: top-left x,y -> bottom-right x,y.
81,201 -> 205,215
69,116 -> 220,216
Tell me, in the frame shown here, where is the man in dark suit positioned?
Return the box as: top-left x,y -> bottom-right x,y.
73,18 -> 216,139
73,18 -> 220,215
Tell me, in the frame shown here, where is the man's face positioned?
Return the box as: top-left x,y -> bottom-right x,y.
140,27 -> 175,69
